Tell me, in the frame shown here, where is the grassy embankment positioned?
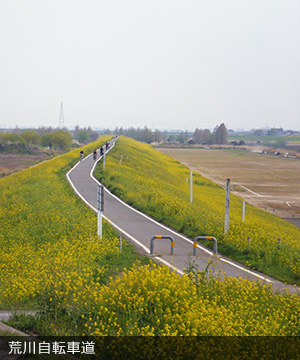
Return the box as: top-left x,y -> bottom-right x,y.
2,135 -> 300,341
0,135 -> 149,335
94,136 -> 300,284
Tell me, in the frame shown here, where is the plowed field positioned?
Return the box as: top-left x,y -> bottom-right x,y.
0,153 -> 52,177
157,147 -> 300,225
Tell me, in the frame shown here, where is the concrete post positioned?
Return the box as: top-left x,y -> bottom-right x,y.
224,179 -> 230,233
97,185 -> 104,238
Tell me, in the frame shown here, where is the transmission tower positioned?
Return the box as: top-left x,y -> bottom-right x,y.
58,102 -> 64,128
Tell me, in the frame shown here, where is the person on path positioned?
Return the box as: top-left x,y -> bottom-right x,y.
80,149 -> 84,161
93,149 -> 97,161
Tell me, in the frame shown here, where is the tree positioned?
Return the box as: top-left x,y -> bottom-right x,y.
154,129 -> 162,143
141,126 -> 154,144
202,129 -> 212,144
21,130 -> 40,149
77,130 -> 90,144
178,131 -> 189,144
214,123 -> 228,145
193,128 -> 212,144
0,132 -> 26,152
254,129 -> 264,136
41,133 -> 53,149
87,127 -> 99,142
162,131 -> 168,143
52,130 -> 73,151
177,131 -> 185,144
73,125 -> 80,140
36,126 -> 55,136
168,134 -> 176,143
193,128 -> 202,144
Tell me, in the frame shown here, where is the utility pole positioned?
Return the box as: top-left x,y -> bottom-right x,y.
59,102 -> 64,129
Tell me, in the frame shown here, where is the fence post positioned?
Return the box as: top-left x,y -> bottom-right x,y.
119,236 -> 122,252
193,236 -> 218,255
150,235 -> 175,255
97,185 -> 104,239
224,179 -> 230,233
193,239 -> 197,256
278,238 -> 281,250
103,151 -> 106,170
190,170 -> 193,203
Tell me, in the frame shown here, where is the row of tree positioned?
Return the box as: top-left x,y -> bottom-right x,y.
192,123 -> 228,145
1,123 -> 228,153
105,127 -> 157,144
73,126 -> 99,144
0,125 -> 102,153
106,123 -> 228,145
31,126 -> 98,145
0,130 -> 73,152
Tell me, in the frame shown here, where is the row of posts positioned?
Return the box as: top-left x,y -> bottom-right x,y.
97,144 -> 281,256
246,236 -> 282,250
189,174 -> 248,232
149,234 -> 282,256
150,235 -> 218,256
96,137 -> 118,238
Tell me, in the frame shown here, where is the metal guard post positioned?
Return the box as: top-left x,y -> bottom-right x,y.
150,235 -> 175,255
193,236 -> 218,255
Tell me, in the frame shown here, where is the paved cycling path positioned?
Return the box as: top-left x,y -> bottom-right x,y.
67,143 -> 292,293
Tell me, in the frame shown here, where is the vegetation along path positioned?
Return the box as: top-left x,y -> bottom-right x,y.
66,140 -> 292,293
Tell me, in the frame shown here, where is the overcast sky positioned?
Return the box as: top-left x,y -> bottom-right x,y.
1,0 -> 299,131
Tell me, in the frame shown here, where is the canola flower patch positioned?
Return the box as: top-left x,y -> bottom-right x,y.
2,134 -> 300,341
85,261 -> 300,338
0,136 -> 139,326
95,136 -> 300,283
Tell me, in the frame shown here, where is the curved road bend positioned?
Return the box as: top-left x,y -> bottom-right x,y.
67,149 -> 291,293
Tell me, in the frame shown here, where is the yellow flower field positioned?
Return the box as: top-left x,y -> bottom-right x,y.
85,261 -> 300,337
95,136 -> 300,284
0,136 -> 131,321
1,134 -> 300,344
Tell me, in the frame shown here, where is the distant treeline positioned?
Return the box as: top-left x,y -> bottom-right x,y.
104,123 -> 228,145
1,123 -> 229,153
0,126 -> 99,153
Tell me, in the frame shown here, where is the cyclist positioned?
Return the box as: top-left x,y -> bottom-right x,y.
93,149 -> 97,161
80,149 -> 84,161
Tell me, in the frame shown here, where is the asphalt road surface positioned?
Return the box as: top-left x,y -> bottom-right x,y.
67,142 -> 292,293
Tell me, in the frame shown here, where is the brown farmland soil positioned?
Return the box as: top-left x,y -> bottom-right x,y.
0,153 -> 54,177
157,147 -> 300,224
